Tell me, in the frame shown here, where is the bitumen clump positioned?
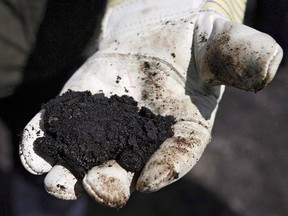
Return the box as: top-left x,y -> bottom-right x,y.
34,90 -> 175,178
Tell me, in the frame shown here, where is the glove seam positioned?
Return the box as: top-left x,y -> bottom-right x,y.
89,52 -> 187,86
103,10 -> 198,40
83,177 -> 123,208
102,8 -> 206,39
198,8 -> 226,19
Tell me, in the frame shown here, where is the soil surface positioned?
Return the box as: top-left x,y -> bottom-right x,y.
34,90 -> 175,178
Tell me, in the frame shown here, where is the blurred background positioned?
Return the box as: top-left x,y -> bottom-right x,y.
0,0 -> 287,215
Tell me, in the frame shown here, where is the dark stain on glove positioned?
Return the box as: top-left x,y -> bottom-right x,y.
204,27 -> 269,92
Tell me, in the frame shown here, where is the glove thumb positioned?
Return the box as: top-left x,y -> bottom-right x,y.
195,15 -> 283,92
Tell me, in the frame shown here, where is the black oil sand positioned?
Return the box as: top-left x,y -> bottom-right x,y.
34,91 -> 175,178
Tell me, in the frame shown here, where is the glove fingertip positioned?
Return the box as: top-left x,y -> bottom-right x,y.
44,163 -> 83,200
83,160 -> 133,208
20,110 -> 54,174
198,18 -> 283,92
137,121 -> 210,192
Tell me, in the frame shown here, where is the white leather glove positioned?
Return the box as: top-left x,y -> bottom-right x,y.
20,0 -> 283,208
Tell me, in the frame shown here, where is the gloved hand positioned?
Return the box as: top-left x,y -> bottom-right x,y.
20,0 -> 283,208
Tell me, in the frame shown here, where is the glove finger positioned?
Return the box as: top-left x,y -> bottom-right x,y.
83,160 -> 134,208
136,120 -> 210,192
20,110 -> 55,175
44,162 -> 83,200
197,17 -> 283,92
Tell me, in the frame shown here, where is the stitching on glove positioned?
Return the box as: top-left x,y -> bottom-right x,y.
265,45 -> 281,78
83,179 -> 124,208
89,53 -> 186,85
104,9 -> 198,38
198,8 -> 225,19
104,12 -> 196,41
19,134 -> 46,175
19,154 -> 40,175
108,0 -> 144,12
110,0 -> 205,12
84,181 -> 113,207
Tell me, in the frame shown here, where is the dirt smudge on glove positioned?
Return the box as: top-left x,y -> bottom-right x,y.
204,28 -> 267,92
34,90 -> 175,178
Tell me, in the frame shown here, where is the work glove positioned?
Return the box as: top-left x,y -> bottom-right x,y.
20,0 -> 283,208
